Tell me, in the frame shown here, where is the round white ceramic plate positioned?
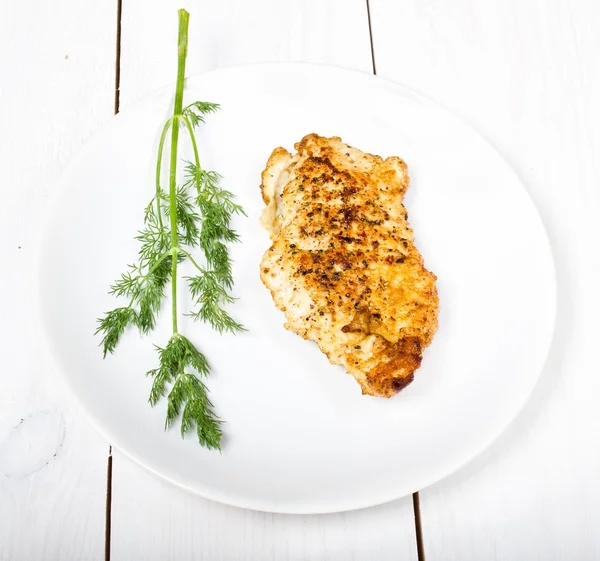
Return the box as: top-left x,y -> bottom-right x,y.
38,63 -> 555,514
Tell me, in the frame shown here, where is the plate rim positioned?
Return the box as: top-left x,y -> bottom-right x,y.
35,61 -> 558,514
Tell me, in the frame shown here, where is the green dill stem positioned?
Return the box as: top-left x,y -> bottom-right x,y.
182,115 -> 219,204
182,116 -> 202,174
178,247 -> 204,273
168,9 -> 190,334
155,118 -> 174,230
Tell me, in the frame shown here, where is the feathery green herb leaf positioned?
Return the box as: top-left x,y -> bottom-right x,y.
95,9 -> 244,451
95,306 -> 137,358
183,101 -> 220,129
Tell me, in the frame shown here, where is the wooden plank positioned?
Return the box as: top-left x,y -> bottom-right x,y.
111,1 -> 418,560
0,1 -> 117,560
369,0 -> 600,559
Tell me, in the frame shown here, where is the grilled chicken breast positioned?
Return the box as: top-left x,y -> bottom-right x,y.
260,134 -> 439,397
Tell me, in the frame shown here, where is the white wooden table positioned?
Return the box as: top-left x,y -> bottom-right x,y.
1,1 -> 599,559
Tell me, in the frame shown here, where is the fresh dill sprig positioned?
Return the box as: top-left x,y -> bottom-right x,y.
146,334 -> 221,450
95,9 -> 244,451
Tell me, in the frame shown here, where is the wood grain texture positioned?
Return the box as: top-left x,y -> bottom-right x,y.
0,1 -> 117,560
369,0 -> 600,559
111,1 -> 417,560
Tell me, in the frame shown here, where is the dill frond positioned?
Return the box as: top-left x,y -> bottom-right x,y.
96,9 -> 245,451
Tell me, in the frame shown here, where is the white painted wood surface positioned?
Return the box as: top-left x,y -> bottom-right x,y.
1,0 -> 599,559
370,0 -> 600,559
119,0 -> 374,109
0,2 -> 115,561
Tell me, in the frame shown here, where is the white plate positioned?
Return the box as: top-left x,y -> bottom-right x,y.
38,63 -> 555,514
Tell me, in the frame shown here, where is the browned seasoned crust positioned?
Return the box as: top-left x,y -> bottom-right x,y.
259,134 -> 439,397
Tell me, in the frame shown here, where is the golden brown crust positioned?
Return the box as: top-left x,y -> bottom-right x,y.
259,134 -> 439,397
260,147 -> 290,205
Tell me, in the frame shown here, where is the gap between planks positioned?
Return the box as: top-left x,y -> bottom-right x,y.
365,0 -> 377,75
412,491 -> 426,561
105,1 -> 122,559
105,446 -> 113,561
364,1 -> 425,559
